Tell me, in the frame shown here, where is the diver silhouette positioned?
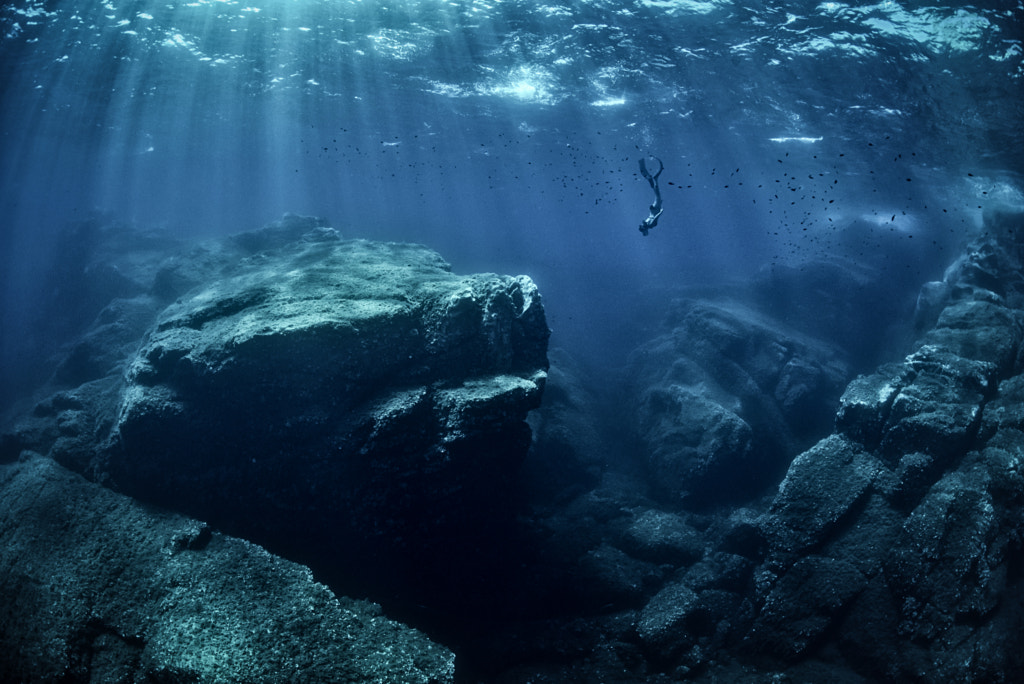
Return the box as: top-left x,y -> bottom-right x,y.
638,156 -> 664,236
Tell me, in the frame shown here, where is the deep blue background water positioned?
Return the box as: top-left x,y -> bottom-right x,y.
2,0 -> 1022,405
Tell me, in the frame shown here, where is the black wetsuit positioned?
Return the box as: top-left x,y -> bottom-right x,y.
638,157 -> 664,236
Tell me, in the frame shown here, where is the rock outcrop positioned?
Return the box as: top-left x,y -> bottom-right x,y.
0,453 -> 454,683
95,220 -> 548,597
627,298 -> 849,508
622,246 -> 928,513
472,210 -> 1024,682
750,211 -> 1024,680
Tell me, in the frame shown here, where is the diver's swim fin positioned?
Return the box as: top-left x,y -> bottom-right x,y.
639,156 -> 664,181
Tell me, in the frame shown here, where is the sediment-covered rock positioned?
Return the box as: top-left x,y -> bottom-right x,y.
636,581 -> 700,661
0,453 -> 454,683
615,508 -> 705,566
762,435 -> 882,557
748,555 -> 867,659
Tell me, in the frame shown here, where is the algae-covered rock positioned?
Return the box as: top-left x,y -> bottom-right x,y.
0,454 -> 454,684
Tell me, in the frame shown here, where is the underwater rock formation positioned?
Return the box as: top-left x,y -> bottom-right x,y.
22,216 -> 544,597
1,214 -> 548,676
5,209 -> 1024,682
99,219 -> 548,589
0,453 -> 454,683
627,299 -> 849,508
475,210 -> 1024,683
751,212 -> 1024,680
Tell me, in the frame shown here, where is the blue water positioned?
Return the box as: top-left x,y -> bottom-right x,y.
1,0 -> 1022,399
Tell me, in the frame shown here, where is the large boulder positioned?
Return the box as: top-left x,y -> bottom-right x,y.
4,215 -> 550,613
747,555 -> 867,660
99,221 -> 547,603
762,434 -> 882,558
0,453 -> 454,683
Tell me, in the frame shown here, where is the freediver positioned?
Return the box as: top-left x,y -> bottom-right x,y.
638,156 -> 664,236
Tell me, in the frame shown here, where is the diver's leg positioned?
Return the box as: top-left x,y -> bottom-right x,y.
639,158 -> 650,180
